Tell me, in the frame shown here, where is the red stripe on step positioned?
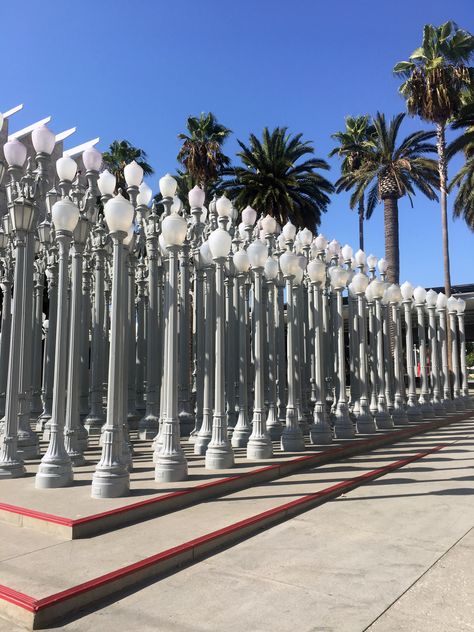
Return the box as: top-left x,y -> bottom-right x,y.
0,585 -> 36,612
10,442 -> 446,615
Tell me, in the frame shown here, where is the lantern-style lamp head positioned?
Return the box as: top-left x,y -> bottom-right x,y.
208,227 -> 232,259
307,260 -> 326,284
188,185 -> 205,208
282,221 -> 297,242
341,244 -> 353,261
354,249 -> 366,266
261,214 -> 277,234
37,218 -> 52,245
315,234 -> 328,251
386,283 -> 402,304
123,225 -> 135,248
162,212 -> 187,247
447,296 -> 459,312
277,233 -> 286,251
4,138 -> 27,167
82,147 -> 102,172
0,228 -> 8,252
98,170 -> 116,196
159,173 -> 177,198
425,289 -> 438,307
299,227 -> 313,247
264,256 -> 279,280
233,249 -> 250,274
104,192 -> 134,233
51,198 -> 79,233
241,205 -> 257,226
247,239 -> 268,268
137,182 -> 153,207
216,196 -> 233,218
436,292 -> 448,309
56,156 -> 78,182
327,239 -> 341,258
400,281 -> 414,300
124,160 -> 143,187
413,286 -> 427,304
368,279 -> 385,299
32,125 -> 55,155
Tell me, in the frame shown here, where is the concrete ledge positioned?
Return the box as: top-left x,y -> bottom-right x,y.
0,412 -> 469,541
0,441 -> 449,629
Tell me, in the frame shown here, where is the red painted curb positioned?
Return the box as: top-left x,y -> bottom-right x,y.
0,442 -> 447,619
0,413 -> 468,534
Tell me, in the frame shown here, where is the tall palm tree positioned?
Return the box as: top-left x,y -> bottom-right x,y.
102,139 -> 154,195
330,115 -> 375,250
393,21 -> 474,296
335,113 -> 439,284
224,126 -> 333,231
448,99 -> 474,230
177,112 -> 232,194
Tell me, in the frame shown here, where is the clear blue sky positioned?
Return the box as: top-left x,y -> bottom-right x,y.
2,0 -> 473,288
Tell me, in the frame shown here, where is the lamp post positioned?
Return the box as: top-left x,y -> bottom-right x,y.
351,271 -> 377,433
447,295 -> 465,411
280,249 -> 305,451
0,235 -> 12,420
414,286 -> 435,418
307,259 -> 333,442
456,299 -> 473,409
370,279 -> 393,428
36,197 -> 80,488
247,238 -> 273,460
205,223 -> 235,469
232,248 -> 252,447
436,292 -> 455,412
263,253 -> 281,440
400,282 -> 423,420
386,284 -> 409,424
425,289 -> 445,416
155,182 -> 189,481
91,193 -> 134,498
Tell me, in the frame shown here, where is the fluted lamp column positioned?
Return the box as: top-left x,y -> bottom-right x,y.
456,299 -> 473,409
155,186 -> 189,481
447,296 -> 465,411
372,279 -> 393,429
414,286 -> 436,418
91,193 -> 134,498
436,292 -> 455,411
36,197 -> 80,488
425,289 -> 445,416
400,282 -> 423,420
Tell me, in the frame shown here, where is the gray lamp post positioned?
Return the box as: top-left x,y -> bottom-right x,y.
351,271 -> 377,433
400,282 -> 423,420
205,203 -> 235,469
0,190 -> 35,478
414,286 -> 436,418
178,236 -> 194,436
280,247 -> 305,451
0,238 -> 13,419
456,299 -> 473,409
135,257 -> 147,418
436,292 -> 455,411
36,196 -> 80,488
91,192 -> 134,498
263,253 -> 281,440
31,252 -> 45,415
155,177 -> 188,481
330,265 -> 355,439
425,289 -> 445,416
447,296 -> 465,411
386,284 -> 409,424
308,259 -> 333,443
247,238 -> 273,460
372,279 -> 393,429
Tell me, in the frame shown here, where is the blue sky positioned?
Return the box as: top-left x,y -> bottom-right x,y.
2,0 -> 473,287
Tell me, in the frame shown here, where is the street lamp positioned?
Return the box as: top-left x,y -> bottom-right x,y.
386,283 -> 409,424
400,281 -> 423,419
447,295 -> 465,410
36,197 -> 80,488
414,286 -> 435,417
371,279 -> 393,428
456,299 -> 473,409
436,292 -> 455,411
425,289 -> 445,416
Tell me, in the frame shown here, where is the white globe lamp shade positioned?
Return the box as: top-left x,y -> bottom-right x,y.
123,225 -> 135,247
294,267 -> 304,285
32,125 -> 55,155
238,222 -> 247,240
124,160 -> 143,187
137,182 -> 153,207
436,292 -> 448,309
315,234 -> 328,251
170,196 -> 182,213
329,266 -> 350,290
413,286 -> 427,304
367,254 -> 378,269
370,279 -> 385,299
247,239 -> 268,268
279,251 -> 299,277
261,214 -> 277,234
162,212 -> 187,247
98,170 -> 116,196
233,249 -> 250,274
282,221 -> 297,242
307,260 -> 326,284
425,289 -> 438,307
400,281 -> 414,300
52,198 -> 80,233
216,196 -> 233,217
56,156 -> 77,182
277,233 -> 286,250
209,227 -> 232,259
188,185 -> 205,208
447,296 -> 459,312
299,227 -> 313,246
82,147 -> 102,172
264,256 -> 279,280
341,244 -> 353,261
104,193 -> 134,233
386,283 -> 402,304
378,257 -> 388,273
457,298 -> 466,313
328,239 -> 341,257
351,272 -> 370,294
199,241 -> 214,267
159,173 -> 177,198
4,138 -> 27,167
354,249 -> 366,266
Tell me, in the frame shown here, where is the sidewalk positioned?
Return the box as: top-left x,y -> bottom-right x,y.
1,415 -> 473,631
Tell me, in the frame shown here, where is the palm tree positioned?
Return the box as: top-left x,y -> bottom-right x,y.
393,21 -> 474,296
224,126 -> 333,231
102,139 -> 154,195
335,113 -> 439,284
177,112 -> 232,194
330,115 -> 375,250
448,96 -> 474,230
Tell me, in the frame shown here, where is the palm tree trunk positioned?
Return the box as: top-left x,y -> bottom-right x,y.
358,199 -> 364,251
383,196 -> 400,285
436,122 -> 452,298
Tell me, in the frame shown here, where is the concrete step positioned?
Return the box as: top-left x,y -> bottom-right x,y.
0,417 -> 472,630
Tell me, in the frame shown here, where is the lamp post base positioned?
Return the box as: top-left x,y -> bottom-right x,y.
247,434 -> 273,460
155,453 -> 188,482
334,403 -> 355,439
194,431 -> 212,456
91,470 -> 130,498
206,443 -> 235,469
231,426 -> 251,447
375,410 -> 394,429
138,413 -> 159,441
178,410 -> 195,438
35,461 -> 74,489
442,398 -> 456,413
0,460 -> 26,479
84,415 -> 105,436
356,414 -> 377,434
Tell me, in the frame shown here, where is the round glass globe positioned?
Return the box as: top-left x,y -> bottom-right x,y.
456,298 -> 466,313
159,173 -> 177,198
299,227 -> 313,246
282,221 -> 297,242
367,254 -> 378,269
413,286 -> 427,304
247,239 -> 268,268
32,125 -> 55,155
199,241 -> 214,267
279,251 -> 299,277
241,205 -> 257,226
354,249 -> 366,266
52,198 -> 80,233
104,193 -> 134,233
82,147 -> 102,172
315,234 -> 328,251
216,196 -> 233,217
98,170 -> 116,196
233,249 -> 250,274
261,214 -> 277,234
341,244 -> 353,261
351,271 -> 370,294
264,256 -> 279,280
137,182 -> 153,207
124,160 -> 143,187
162,212 -> 187,247
307,260 -> 326,284
56,156 -> 77,182
400,281 -> 414,300
378,257 -> 388,273
327,239 -> 341,257
447,296 -> 459,312
4,138 -> 27,167
329,266 -> 350,290
209,227 -> 232,259
188,185 -> 205,208
425,289 -> 438,307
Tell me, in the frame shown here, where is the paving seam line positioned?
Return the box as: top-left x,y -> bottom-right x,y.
0,442 -> 449,629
